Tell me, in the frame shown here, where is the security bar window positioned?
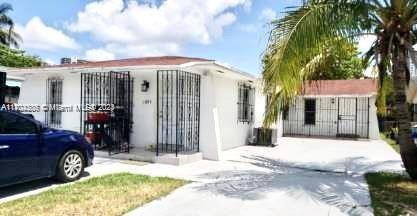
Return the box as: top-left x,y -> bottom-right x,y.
238,83 -> 254,123
304,98 -> 316,125
46,78 -> 63,128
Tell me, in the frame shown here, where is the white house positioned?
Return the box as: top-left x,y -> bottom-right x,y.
282,79 -> 379,139
5,56 -> 258,161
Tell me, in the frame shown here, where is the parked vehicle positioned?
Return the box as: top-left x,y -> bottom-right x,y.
0,111 -> 94,187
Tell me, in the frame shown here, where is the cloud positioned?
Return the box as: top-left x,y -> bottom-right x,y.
67,0 -> 250,57
242,0 -> 252,12
260,8 -> 277,22
85,48 -> 115,61
16,17 -> 79,51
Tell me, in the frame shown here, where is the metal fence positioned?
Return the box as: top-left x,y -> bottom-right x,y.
80,71 -> 134,155
157,70 -> 201,156
283,97 -> 370,138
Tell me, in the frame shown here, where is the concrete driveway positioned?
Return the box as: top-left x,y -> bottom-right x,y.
0,137 -> 404,216
127,137 -> 404,216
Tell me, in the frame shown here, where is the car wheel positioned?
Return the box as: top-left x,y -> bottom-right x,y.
56,150 -> 85,182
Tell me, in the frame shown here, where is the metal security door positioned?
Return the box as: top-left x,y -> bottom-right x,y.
337,98 -> 357,137
80,71 -> 133,155
157,70 -> 200,156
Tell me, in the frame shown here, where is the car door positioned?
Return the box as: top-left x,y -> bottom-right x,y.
0,112 -> 41,186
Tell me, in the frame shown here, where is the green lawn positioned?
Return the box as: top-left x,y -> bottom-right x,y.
366,134 -> 417,215
366,172 -> 417,216
0,173 -> 187,216
380,132 -> 400,153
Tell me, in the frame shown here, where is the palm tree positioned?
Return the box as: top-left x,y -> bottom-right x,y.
263,0 -> 417,179
0,3 -> 20,47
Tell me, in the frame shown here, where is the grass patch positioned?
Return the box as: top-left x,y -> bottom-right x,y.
380,133 -> 400,153
366,172 -> 417,216
0,173 -> 187,216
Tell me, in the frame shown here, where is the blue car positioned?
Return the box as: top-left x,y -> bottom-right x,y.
0,111 -> 94,187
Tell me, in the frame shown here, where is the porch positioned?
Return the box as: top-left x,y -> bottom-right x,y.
82,69 -> 202,158
94,148 -> 203,166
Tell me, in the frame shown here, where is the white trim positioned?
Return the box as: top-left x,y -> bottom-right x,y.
6,75 -> 25,81
5,60 -> 257,81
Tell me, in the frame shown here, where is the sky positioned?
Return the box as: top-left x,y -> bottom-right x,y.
5,0 -> 311,75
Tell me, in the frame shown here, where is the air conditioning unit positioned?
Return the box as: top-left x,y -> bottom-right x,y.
248,127 -> 277,147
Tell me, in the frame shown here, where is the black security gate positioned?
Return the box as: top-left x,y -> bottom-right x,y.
80,71 -> 133,155
283,97 -> 370,138
340,97 -> 370,138
157,70 -> 200,156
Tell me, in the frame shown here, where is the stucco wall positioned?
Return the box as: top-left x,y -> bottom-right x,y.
212,73 -> 253,150
130,70 -> 157,149
18,74 -> 47,122
61,74 -> 81,132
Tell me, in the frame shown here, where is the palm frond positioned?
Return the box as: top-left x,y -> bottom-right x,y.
262,0 -> 372,126
0,3 -> 12,15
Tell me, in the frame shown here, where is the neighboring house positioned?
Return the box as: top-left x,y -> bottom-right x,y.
6,56 -> 257,161
3,86 -> 20,104
0,72 -> 24,104
282,79 -> 379,139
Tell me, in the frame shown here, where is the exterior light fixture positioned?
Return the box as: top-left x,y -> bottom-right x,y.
141,80 -> 150,92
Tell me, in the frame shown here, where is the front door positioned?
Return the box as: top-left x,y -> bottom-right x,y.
0,112 -> 41,185
337,98 -> 357,137
157,70 -> 201,155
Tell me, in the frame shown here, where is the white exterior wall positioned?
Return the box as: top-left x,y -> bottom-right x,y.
212,73 -> 253,151
16,66 -> 256,161
18,74 -> 48,122
368,96 -> 379,139
253,80 -> 266,128
61,74 -> 81,131
130,70 -> 157,149
199,72 -> 222,160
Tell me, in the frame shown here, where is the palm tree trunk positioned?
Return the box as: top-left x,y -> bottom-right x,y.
392,44 -> 417,179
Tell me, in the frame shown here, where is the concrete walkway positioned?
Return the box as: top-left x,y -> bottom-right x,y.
0,137 -> 404,216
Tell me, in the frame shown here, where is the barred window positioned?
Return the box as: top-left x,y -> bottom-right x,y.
237,83 -> 254,123
46,78 -> 63,128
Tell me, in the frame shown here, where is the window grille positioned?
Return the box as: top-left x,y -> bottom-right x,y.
45,78 -> 63,128
238,83 -> 254,123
